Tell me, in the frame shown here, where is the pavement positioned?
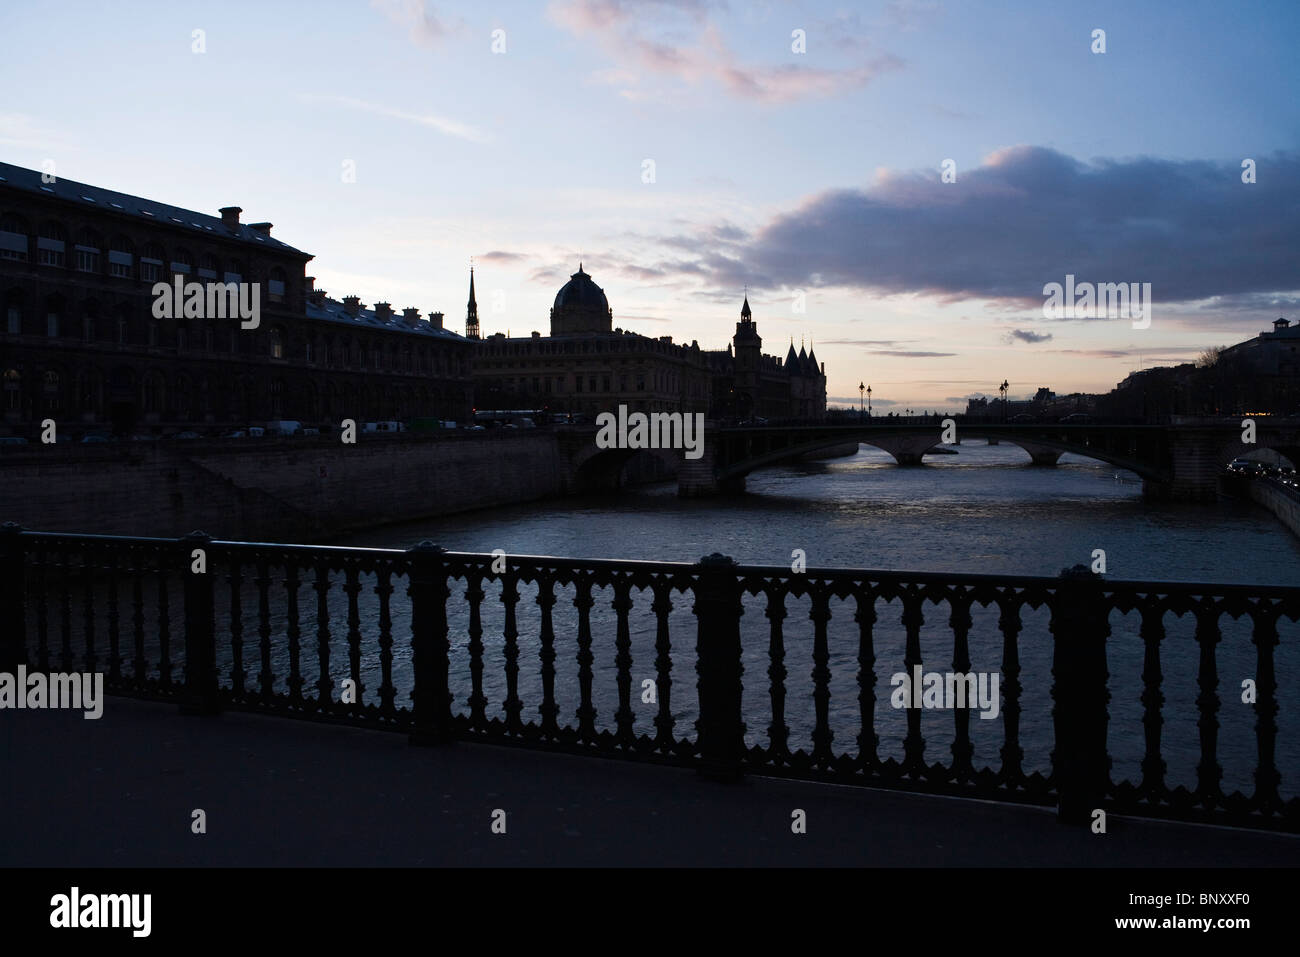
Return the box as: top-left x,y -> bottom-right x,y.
3,696 -> 1296,867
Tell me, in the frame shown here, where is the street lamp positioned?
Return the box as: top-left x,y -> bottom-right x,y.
867,384 -> 872,417
999,380 -> 1009,422
859,381 -> 865,420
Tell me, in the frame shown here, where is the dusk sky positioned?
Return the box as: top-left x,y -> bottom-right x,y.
2,0 -> 1297,409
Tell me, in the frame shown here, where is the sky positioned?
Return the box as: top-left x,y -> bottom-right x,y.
2,0 -> 1297,410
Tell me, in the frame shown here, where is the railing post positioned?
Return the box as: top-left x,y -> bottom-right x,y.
693,553 -> 745,781
0,523 -> 27,671
1050,564 -> 1111,825
408,541 -> 453,746
180,531 -> 220,715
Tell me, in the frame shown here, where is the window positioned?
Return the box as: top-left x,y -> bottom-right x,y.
198,254 -> 218,280
176,328 -> 187,352
0,214 -> 27,261
140,243 -> 165,282
75,229 -> 100,273
269,327 -> 284,359
117,318 -> 128,345
171,249 -> 194,277
575,376 -> 583,393
148,322 -> 158,346
3,368 -> 19,410
269,267 -> 286,303
271,379 -> 284,417
305,340 -> 313,363
83,316 -> 94,342
109,237 -> 134,278
43,370 -> 61,413
6,306 -> 19,334
37,223 -> 66,267
46,312 -> 59,337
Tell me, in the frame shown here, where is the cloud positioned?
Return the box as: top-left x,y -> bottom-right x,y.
549,0 -> 902,103
874,350 -> 956,357
705,146 -> 1300,308
299,94 -> 487,143
818,339 -> 909,347
1004,329 -> 1053,343
477,250 -> 529,264
370,0 -> 462,46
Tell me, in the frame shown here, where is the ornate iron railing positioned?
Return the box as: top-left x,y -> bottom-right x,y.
2,523 -> 1296,832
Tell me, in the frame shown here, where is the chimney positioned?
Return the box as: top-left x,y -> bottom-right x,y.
219,206 -> 242,230
429,311 -> 444,330
310,288 -> 327,307
374,301 -> 392,321
343,295 -> 361,317
305,276 -> 315,294
249,222 -> 273,237
402,307 -> 421,325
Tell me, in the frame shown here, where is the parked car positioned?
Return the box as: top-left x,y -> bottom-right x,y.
301,427 -> 320,436
0,435 -> 29,446
1010,413 -> 1035,422
80,434 -> 111,443
1060,413 -> 1092,423
173,431 -> 202,440
225,430 -> 247,438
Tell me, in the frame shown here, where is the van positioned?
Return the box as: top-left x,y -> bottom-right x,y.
265,420 -> 301,436
247,426 -> 265,438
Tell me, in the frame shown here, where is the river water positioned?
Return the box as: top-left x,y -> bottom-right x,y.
328,442 -> 1299,802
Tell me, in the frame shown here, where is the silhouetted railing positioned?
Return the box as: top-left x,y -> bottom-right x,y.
2,524 -> 1296,832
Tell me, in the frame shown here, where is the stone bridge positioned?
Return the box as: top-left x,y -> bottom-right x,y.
560,419 -> 1300,502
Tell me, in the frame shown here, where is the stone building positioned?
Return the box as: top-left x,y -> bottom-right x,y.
471,270 -> 827,420
0,161 -> 474,436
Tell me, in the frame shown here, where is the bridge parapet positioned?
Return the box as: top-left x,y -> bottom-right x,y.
5,526 -> 1297,832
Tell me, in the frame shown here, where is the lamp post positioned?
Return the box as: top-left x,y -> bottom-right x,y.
867,384 -> 872,417
999,380 -> 1009,422
859,381 -> 865,420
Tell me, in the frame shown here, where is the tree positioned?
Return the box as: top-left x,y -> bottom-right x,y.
1196,346 -> 1225,368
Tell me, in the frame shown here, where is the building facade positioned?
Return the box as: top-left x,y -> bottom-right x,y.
0,161 -> 474,436
471,269 -> 827,420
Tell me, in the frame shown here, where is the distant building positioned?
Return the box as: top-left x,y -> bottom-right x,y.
470,269 -> 827,419
1218,317 -> 1300,377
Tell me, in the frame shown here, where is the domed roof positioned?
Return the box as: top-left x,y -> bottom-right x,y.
553,264 -> 608,314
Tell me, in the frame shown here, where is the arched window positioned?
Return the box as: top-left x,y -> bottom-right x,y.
37,222 -> 66,267
140,243 -> 165,282
0,213 -> 28,262
43,369 -> 62,413
108,236 -> 134,278
3,368 -> 20,410
171,248 -> 194,278
75,227 -> 101,274
269,326 -> 284,360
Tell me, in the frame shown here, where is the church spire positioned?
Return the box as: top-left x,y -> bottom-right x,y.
740,287 -> 751,321
466,263 -> 480,339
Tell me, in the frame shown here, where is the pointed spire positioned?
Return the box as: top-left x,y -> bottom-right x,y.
466,262 -> 480,339
740,289 -> 751,320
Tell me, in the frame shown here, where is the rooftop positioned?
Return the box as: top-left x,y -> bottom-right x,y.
0,161 -> 310,257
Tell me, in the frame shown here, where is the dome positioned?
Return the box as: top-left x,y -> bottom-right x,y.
553,264 -> 608,313
550,263 -> 612,335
